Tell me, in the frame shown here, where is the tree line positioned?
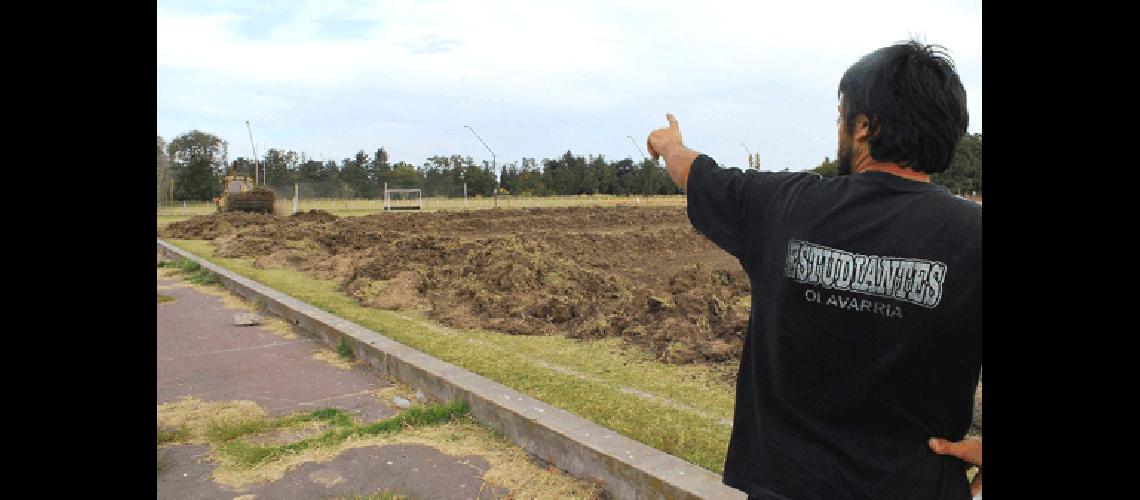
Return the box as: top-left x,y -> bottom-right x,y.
157,130 -> 679,202
156,129 -> 981,203
809,133 -> 983,194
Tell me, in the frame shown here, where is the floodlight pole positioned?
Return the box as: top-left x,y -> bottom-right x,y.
627,135 -> 647,160
246,120 -> 261,185
464,125 -> 497,208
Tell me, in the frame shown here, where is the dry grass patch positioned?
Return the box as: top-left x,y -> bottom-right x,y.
371,385 -> 424,409
157,396 -> 268,446
258,315 -> 300,340
156,395 -> 601,497
157,267 -> 182,280
244,421 -> 331,446
211,416 -> 602,497
312,348 -> 359,370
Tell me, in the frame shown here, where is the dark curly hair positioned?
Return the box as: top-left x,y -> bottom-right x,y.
838,40 -> 969,174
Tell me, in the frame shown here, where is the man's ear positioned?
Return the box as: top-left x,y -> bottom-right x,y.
854,115 -> 873,142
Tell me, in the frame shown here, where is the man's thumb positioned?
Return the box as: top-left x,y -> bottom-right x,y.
929,438 -> 948,452
928,438 -> 969,459
667,113 -> 679,130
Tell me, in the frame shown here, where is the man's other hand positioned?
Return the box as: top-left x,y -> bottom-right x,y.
647,113 -> 683,162
929,437 -> 982,496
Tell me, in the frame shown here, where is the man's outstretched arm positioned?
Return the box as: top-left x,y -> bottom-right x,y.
647,113 -> 701,191
646,113 -> 755,258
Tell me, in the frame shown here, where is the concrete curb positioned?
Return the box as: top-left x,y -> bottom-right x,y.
157,239 -> 745,500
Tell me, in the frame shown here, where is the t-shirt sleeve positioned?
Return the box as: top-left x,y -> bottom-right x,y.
686,155 -> 815,259
685,154 -> 757,258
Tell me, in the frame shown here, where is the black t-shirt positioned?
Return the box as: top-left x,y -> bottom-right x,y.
686,155 -> 982,499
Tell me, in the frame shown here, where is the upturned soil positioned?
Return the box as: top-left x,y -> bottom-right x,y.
161,207 -> 750,364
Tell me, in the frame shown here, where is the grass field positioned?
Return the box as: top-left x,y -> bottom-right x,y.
157,195 -> 686,227
164,238 -> 736,474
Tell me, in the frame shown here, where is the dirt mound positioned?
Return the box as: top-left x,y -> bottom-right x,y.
172,207 -> 751,363
644,265 -> 750,363
161,212 -> 279,240
290,209 -> 339,223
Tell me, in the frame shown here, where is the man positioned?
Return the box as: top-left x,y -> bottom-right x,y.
646,40 -> 982,499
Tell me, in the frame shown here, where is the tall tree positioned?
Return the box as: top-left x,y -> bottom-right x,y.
811,157 -> 838,177
613,158 -> 638,195
499,161 -> 520,194
470,160 -> 497,196
933,133 -> 982,194
339,150 -> 374,198
577,155 -> 600,194
157,135 -> 173,205
420,155 -> 484,197
636,159 -> 676,195
543,151 -> 586,195
370,147 -> 392,191
594,155 -> 617,194
321,160 -> 342,197
421,156 -> 455,197
420,158 -> 443,197
513,158 -> 548,196
290,158 -> 323,197
167,130 -> 228,200
296,159 -> 323,183
262,149 -> 298,192
386,161 -> 423,190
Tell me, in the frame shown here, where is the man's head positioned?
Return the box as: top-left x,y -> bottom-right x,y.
836,40 -> 969,176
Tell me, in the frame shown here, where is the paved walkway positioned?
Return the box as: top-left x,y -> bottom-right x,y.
157,264 -> 507,499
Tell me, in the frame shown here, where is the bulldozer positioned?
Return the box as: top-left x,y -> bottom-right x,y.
214,165 -> 276,213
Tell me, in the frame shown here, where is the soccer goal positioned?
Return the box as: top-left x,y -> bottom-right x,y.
384,187 -> 422,211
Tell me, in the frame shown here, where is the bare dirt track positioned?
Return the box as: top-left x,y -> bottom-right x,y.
161,207 -> 750,364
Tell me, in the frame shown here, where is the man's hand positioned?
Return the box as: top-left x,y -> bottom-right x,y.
647,113 -> 683,162
929,437 -> 982,496
646,114 -> 700,190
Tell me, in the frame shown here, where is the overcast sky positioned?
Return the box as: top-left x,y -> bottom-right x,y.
157,0 -> 981,172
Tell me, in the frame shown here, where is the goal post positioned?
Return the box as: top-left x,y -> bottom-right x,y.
384,187 -> 422,211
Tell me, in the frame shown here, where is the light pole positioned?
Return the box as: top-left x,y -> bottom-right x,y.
464,125 -> 497,208
627,135 -> 647,160
740,143 -> 753,170
246,120 -> 261,185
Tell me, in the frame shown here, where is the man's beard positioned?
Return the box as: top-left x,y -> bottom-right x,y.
837,138 -> 853,176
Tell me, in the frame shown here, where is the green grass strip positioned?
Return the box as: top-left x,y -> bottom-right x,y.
207,407 -> 356,444
159,257 -> 220,285
217,401 -> 468,469
157,426 -> 191,445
